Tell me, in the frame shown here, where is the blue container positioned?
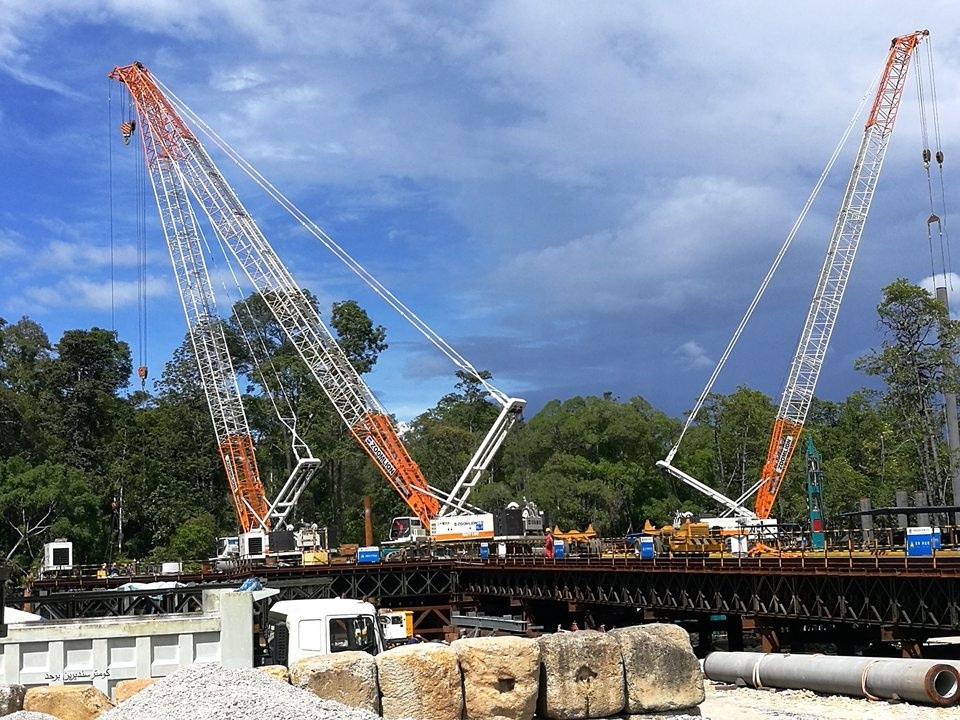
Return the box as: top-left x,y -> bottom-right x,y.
906,527 -> 933,557
934,527 -> 942,550
479,542 -> 489,560
554,539 -> 566,559
357,546 -> 381,564
638,536 -> 655,559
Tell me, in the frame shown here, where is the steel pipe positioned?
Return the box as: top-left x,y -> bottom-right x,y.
703,651 -> 960,707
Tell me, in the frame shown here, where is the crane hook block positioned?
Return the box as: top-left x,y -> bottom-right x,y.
137,365 -> 148,388
120,120 -> 136,145
922,148 -> 931,169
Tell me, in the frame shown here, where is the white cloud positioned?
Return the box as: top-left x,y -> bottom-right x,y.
493,175 -> 790,316
69,275 -> 171,311
21,285 -> 62,308
0,229 -> 27,259
20,275 -> 170,313
210,66 -> 268,93
42,240 -> 139,270
675,341 -> 712,370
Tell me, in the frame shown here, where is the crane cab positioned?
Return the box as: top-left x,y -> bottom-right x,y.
386,516 -> 428,544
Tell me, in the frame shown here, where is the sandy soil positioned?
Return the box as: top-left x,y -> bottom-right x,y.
699,680 -> 960,720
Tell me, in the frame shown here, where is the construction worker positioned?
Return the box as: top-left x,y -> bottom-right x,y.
545,529 -> 555,559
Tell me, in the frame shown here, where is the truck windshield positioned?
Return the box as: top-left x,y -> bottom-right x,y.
329,615 -> 380,654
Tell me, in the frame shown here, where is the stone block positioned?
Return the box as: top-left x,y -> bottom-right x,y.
609,624 -> 705,713
376,643 -> 462,720
114,678 -> 158,703
452,635 -> 540,720
258,664 -> 290,684
289,651 -> 379,714
538,630 -> 625,719
24,684 -> 114,720
0,683 -> 26,714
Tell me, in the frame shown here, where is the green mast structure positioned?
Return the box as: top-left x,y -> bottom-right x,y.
804,436 -> 826,550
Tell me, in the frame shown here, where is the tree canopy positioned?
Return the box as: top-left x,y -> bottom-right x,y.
0,279 -> 955,577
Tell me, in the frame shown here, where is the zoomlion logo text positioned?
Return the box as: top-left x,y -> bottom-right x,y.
774,435 -> 794,473
442,519 -> 485,530
364,435 -> 408,495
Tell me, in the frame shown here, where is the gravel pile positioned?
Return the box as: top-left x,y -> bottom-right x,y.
2,713 -> 59,720
99,663 -> 383,720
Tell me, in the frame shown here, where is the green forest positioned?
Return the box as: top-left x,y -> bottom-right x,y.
1,278 -> 958,580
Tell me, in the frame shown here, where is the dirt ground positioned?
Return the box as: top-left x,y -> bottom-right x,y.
699,680 -> 960,720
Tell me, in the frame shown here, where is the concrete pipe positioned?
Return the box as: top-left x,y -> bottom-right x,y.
703,651 -> 960,707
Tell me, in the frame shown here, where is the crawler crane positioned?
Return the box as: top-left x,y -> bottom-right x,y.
658,30 -> 931,537
110,61 -> 526,553
111,64 -> 325,560
753,30 -> 929,521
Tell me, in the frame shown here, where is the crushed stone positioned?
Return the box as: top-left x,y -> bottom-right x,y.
99,662 -> 382,720
2,713 -> 60,720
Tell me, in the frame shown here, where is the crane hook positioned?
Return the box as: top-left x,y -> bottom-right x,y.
120,120 -> 136,145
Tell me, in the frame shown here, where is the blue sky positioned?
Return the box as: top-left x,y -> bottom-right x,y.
2,2 -> 959,425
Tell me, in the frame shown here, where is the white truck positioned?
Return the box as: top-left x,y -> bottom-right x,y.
0,589 -> 385,698
264,597 -> 385,665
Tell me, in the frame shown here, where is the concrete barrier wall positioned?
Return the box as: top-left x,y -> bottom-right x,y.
0,590 -> 253,699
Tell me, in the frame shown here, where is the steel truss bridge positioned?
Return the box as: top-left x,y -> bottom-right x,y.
15,554 -> 960,651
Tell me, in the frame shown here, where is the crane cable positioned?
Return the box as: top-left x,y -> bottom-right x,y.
107,83 -> 149,389
664,70 -> 883,464
107,80 -> 116,332
918,37 -> 951,292
136,117 -> 149,390
113,84 -> 150,391
106,79 -> 119,561
154,76 -> 514,409
186,186 -> 314,447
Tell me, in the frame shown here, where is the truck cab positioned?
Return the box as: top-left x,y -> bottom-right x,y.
264,598 -> 385,666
